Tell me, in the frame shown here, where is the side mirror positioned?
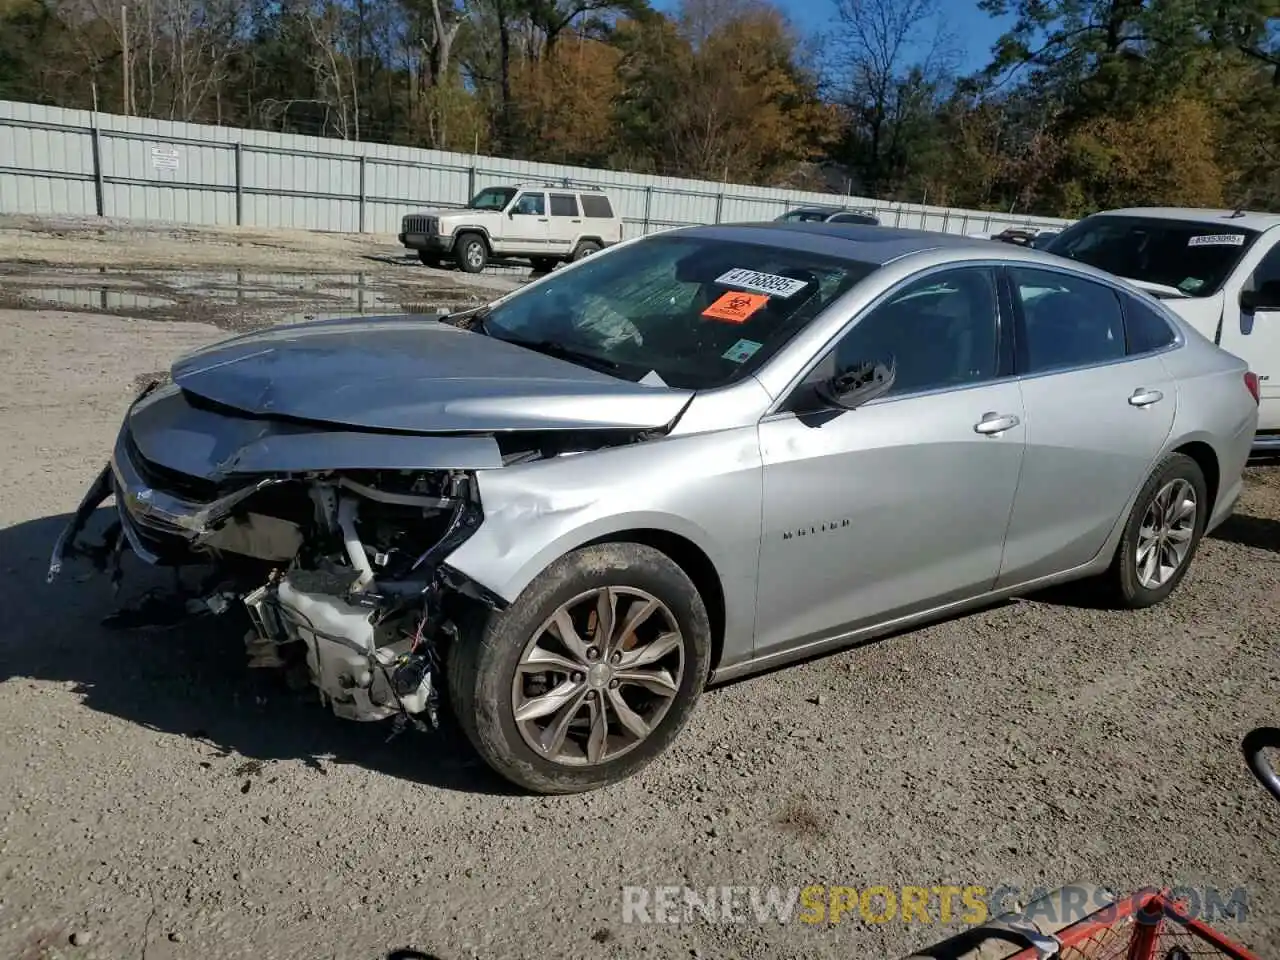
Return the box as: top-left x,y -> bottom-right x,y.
814,359 -> 897,411
1241,281 -> 1280,313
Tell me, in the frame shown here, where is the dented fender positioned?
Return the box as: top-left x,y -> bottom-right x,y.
442,425 -> 767,671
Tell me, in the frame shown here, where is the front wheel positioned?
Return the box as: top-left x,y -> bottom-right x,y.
530,257 -> 559,274
453,232 -> 488,273
418,251 -> 442,268
447,542 -> 711,794
1103,452 -> 1208,608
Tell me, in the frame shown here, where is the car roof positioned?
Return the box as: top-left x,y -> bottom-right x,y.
674,221 -> 1039,267
1091,207 -> 1280,233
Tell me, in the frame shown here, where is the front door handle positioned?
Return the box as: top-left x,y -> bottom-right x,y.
974,412 -> 1020,435
1129,388 -> 1164,407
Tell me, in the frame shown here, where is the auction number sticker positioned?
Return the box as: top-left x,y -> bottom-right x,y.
716,268 -> 810,298
1187,234 -> 1246,247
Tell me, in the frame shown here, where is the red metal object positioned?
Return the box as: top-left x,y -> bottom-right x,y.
1004,890 -> 1265,960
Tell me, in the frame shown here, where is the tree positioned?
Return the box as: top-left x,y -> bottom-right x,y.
509,32 -> 622,164
829,0 -> 957,197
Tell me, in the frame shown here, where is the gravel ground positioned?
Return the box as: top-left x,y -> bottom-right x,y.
1,222 -> 1279,960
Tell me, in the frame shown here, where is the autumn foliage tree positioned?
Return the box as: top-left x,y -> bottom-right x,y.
0,0 -> 1276,215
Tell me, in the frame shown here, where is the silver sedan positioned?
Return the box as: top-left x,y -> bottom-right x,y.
51,222 -> 1260,794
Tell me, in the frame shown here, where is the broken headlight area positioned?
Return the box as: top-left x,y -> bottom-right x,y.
51,454 -> 488,732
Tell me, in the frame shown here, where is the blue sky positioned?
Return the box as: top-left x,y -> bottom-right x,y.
650,0 -> 1014,75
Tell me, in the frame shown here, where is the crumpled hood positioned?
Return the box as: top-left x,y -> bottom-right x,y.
171,315 -> 694,434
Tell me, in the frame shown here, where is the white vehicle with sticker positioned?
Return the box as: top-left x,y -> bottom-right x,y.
1042,207 -> 1280,452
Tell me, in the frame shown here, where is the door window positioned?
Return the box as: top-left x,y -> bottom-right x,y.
1010,267 -> 1126,373
831,267 -> 1001,397
549,193 -> 579,217
512,192 -> 546,216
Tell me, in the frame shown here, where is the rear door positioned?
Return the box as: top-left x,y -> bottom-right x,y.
996,266 -> 1178,587
1218,231 -> 1280,430
547,192 -> 581,257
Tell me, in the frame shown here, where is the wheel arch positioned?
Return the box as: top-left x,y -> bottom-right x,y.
1170,439 -> 1220,514
580,528 -> 727,676
453,226 -> 492,249
446,513 -> 733,676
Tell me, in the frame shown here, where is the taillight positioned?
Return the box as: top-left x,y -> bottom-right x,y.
1245,371 -> 1261,405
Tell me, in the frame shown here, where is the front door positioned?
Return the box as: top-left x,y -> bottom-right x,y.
996,265 -> 1177,586
1219,232 -> 1280,431
503,191 -> 551,256
754,266 -> 1027,658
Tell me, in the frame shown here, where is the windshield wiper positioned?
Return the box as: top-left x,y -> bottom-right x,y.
503,337 -> 620,372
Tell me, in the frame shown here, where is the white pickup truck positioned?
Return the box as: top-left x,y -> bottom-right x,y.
1043,207 -> 1280,453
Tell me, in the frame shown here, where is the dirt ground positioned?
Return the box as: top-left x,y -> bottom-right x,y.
0,214 -> 524,332
1,219 -> 1279,960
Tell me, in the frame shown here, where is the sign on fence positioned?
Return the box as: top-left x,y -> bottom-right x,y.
150,145 -> 179,171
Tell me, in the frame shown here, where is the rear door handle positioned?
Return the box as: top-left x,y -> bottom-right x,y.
1128,388 -> 1164,407
974,412 -> 1020,435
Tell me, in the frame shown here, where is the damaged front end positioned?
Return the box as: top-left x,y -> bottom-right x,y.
49,380 -> 495,730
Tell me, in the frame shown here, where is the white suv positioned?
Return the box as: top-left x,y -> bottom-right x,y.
399,184 -> 625,273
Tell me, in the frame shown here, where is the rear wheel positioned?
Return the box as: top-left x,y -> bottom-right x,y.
447,542 -> 711,794
1102,452 -> 1208,608
571,240 -> 602,262
454,233 -> 488,273
530,257 -> 559,274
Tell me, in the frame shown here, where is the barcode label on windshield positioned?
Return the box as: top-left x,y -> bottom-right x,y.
716,268 -> 810,298
1187,234 -> 1246,247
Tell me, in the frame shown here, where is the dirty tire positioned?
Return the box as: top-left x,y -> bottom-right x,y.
454,232 -> 488,273
1102,452 -> 1208,609
418,251 -> 442,268
530,257 -> 558,273
571,240 -> 602,262
447,542 -> 711,794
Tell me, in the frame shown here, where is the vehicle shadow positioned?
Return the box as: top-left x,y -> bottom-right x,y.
1208,512 -> 1280,552
0,509 -> 518,797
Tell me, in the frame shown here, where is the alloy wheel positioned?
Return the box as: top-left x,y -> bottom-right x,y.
1135,478 -> 1198,589
511,587 -> 685,766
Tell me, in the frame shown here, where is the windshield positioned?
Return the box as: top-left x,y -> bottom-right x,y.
1044,216 -> 1260,297
482,235 -> 877,390
468,187 -> 517,211
776,209 -> 835,222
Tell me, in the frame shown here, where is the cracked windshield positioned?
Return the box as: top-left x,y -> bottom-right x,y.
1,0 -> 1278,957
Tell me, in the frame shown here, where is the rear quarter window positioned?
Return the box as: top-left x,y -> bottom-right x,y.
1123,294 -> 1179,354
580,194 -> 614,218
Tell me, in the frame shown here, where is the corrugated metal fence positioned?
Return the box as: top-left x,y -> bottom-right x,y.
0,99 -> 1073,239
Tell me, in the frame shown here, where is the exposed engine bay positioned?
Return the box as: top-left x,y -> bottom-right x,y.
50,436 -> 488,731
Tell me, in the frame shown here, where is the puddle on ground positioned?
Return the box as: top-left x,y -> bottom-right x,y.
0,266 -> 496,331
17,287 -> 176,310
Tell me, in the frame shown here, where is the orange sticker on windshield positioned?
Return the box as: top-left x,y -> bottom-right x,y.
702,291 -> 768,323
